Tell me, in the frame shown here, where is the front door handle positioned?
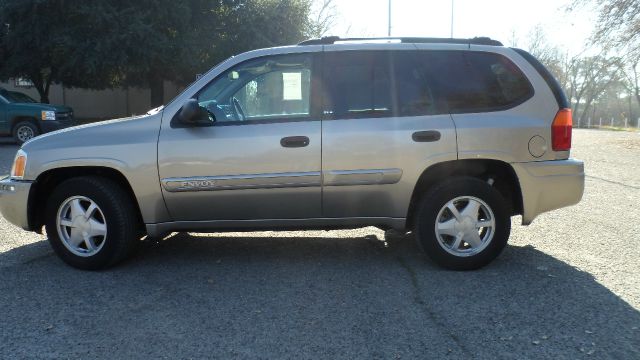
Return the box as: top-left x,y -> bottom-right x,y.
280,136 -> 310,148
412,130 -> 441,142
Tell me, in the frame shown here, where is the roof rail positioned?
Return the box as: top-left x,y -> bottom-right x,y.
298,36 -> 503,46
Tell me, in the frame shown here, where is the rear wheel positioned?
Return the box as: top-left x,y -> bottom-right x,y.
13,121 -> 39,144
45,176 -> 139,270
414,177 -> 511,270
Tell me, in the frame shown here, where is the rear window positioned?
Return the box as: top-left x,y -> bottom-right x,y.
423,51 -> 534,113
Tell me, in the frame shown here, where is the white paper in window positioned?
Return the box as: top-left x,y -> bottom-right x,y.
282,72 -> 302,100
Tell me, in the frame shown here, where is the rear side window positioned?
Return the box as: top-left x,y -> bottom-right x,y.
392,52 -> 443,116
423,51 -> 534,113
322,51 -> 444,119
322,50 -> 532,119
322,51 -> 392,119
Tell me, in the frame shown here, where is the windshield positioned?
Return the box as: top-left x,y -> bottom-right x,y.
0,89 -> 38,103
9,91 -> 37,103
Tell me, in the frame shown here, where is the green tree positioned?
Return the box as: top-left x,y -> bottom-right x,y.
116,0 -> 314,106
0,0 -> 315,106
0,1 -> 117,103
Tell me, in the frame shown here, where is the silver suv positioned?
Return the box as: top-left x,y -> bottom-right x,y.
0,37 -> 584,270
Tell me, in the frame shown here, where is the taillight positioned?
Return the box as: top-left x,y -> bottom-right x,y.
552,108 -> 572,151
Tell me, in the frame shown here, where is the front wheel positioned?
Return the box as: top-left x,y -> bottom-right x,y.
414,177 -> 511,270
45,176 -> 139,270
13,121 -> 39,145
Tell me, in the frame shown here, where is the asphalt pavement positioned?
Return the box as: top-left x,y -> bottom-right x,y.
0,129 -> 638,359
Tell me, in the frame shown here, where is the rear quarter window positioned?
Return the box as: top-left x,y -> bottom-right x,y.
423,51 -> 534,113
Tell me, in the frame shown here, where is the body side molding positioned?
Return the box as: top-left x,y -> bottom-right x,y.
161,171 -> 321,192
323,168 -> 402,186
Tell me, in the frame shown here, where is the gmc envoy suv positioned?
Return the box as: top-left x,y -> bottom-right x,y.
0,37 -> 585,270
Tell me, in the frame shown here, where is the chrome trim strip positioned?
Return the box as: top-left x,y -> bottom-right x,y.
161,171 -> 321,192
323,168 -> 402,186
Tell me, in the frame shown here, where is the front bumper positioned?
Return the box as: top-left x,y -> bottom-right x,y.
0,177 -> 33,230
512,159 -> 585,225
40,119 -> 75,133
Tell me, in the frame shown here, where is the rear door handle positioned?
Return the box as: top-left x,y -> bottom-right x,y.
280,136 -> 310,148
412,130 -> 441,142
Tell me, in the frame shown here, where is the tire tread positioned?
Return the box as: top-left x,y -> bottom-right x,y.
45,176 -> 138,270
414,176 -> 511,270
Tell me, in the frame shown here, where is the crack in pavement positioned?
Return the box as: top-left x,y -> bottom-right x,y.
586,175 -> 640,190
20,252 -> 54,265
396,255 -> 472,358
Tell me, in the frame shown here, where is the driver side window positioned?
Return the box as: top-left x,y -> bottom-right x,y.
197,53 -> 313,123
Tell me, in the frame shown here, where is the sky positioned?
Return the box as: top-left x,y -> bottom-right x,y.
326,0 -> 597,55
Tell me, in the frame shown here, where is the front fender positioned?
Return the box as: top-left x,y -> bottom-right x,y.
20,113 -> 170,224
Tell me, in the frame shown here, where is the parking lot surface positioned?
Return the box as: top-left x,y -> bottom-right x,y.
0,129 -> 638,359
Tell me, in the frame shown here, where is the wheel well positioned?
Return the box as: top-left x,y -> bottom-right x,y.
11,116 -> 40,133
27,167 -> 144,234
405,159 -> 523,229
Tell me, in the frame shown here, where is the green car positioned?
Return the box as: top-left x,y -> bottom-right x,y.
0,88 -> 75,144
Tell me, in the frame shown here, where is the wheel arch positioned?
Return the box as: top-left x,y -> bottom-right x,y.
27,166 -> 144,234
11,116 -> 41,133
405,159 -> 523,229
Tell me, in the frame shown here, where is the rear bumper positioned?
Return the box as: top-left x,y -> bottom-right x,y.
512,159 -> 585,225
0,177 -> 32,230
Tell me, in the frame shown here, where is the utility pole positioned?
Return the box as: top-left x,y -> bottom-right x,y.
450,0 -> 454,38
388,0 -> 392,36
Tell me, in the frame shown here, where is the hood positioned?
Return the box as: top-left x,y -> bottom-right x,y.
46,104 -> 73,112
20,111 -> 164,181
22,112 -> 159,151
9,102 -> 72,112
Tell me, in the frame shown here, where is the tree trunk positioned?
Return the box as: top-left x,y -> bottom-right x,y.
37,88 -> 50,104
149,73 -> 164,108
30,74 -> 50,104
635,86 -> 640,127
633,64 -> 640,126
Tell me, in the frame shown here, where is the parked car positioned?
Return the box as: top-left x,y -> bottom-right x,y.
0,37 -> 584,270
0,88 -> 75,144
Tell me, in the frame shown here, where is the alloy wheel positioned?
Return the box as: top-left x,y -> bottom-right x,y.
56,196 -> 108,257
434,196 -> 496,257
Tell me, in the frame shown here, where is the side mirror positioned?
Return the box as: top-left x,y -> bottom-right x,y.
178,99 -> 214,126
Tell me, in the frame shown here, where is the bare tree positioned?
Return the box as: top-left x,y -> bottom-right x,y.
308,0 -> 338,37
567,54 -> 622,123
618,61 -> 640,125
526,26 -> 560,65
520,25 -> 626,125
571,0 -> 640,58
572,0 -> 640,125
522,25 -> 572,92
506,29 -> 519,48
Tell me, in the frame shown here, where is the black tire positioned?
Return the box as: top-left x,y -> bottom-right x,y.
12,120 -> 39,145
414,177 -> 511,270
45,176 -> 139,270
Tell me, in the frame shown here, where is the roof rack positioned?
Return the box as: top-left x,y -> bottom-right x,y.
298,36 -> 503,47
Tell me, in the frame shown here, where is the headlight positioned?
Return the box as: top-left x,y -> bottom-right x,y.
10,149 -> 27,179
41,111 -> 56,121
